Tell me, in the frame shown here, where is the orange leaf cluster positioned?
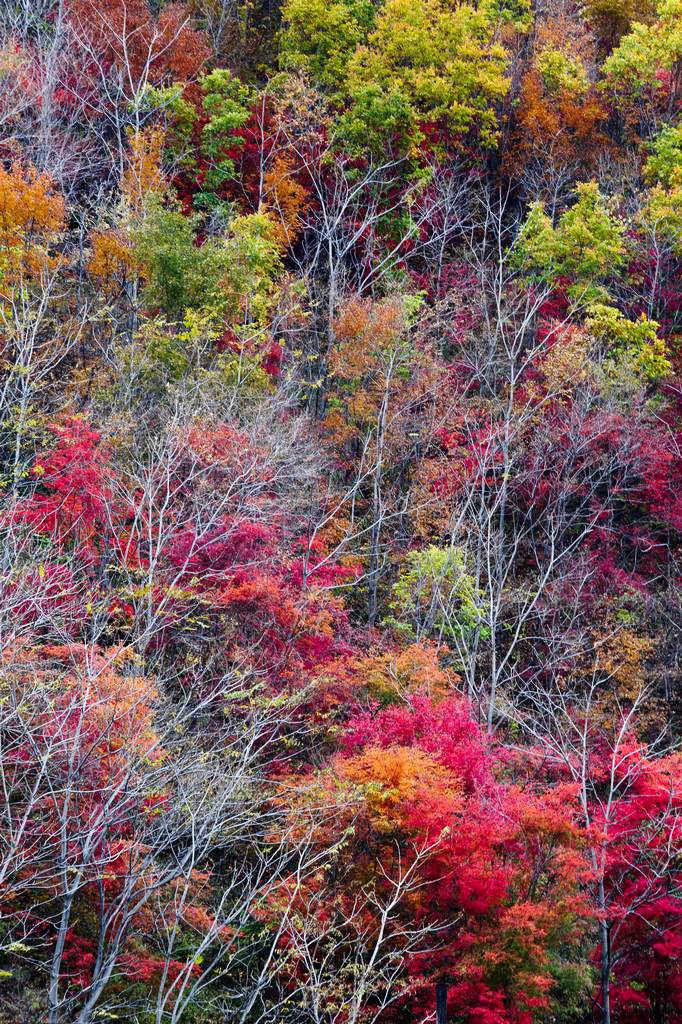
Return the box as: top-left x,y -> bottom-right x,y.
263,155 -> 307,249
0,163 -> 65,283
67,0 -> 210,84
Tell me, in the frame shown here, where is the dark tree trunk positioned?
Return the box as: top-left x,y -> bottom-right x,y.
436,982 -> 448,1024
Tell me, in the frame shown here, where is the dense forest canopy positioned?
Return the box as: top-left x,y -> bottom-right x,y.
0,0 -> 681,1021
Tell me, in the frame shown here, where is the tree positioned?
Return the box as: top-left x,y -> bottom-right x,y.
518,680 -> 682,1024
0,641 -> 335,1024
603,0 -> 682,124
275,693 -> 589,1024
0,163 -> 65,288
279,0 -> 376,92
514,182 -> 626,303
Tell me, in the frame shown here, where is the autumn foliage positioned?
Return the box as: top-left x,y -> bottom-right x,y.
0,0 -> 681,1022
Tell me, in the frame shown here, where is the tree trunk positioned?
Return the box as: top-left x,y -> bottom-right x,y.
599,916 -> 611,1024
436,982 -> 448,1024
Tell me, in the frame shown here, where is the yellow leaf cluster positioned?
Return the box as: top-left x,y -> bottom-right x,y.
121,127 -> 168,213
595,629 -> 655,700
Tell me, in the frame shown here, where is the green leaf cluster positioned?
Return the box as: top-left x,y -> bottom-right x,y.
198,70 -> 255,207
279,0 -> 377,91
280,0 -> 511,153
514,182 -> 625,303
133,203 -> 282,326
644,123 -> 682,187
388,544 -> 484,644
641,124 -> 682,255
604,0 -> 682,99
536,47 -> 589,97
588,304 -> 671,382
133,200 -> 231,315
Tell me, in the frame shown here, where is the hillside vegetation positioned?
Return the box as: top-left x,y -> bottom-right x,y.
0,0 -> 681,1021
